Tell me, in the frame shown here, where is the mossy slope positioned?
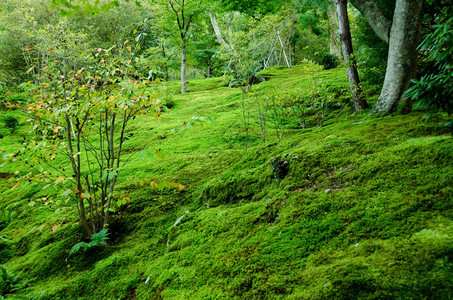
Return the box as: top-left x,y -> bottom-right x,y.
0,64 -> 452,299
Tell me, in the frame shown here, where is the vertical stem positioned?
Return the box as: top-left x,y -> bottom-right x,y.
335,0 -> 369,111
181,37 -> 187,93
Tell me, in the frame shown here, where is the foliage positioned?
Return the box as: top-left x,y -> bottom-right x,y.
3,115 -> 19,133
15,43 -> 163,237
353,11 -> 388,86
0,265 -> 24,296
216,0 -> 283,18
405,16 -> 453,119
319,53 -> 339,70
69,228 -> 109,256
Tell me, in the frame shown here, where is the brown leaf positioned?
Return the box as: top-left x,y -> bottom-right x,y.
51,223 -> 58,232
55,177 -> 64,184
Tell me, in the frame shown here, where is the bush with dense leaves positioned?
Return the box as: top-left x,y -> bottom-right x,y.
319,54 -> 339,70
3,115 -> 19,133
405,16 -> 453,121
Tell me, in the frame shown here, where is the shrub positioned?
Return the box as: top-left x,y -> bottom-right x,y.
3,115 -> 19,133
405,16 -> 453,122
319,54 -> 339,70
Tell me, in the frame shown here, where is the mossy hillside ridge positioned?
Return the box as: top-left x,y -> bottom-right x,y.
0,63 -> 452,299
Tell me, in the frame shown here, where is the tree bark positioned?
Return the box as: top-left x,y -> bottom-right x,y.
350,0 -> 423,115
371,0 -> 423,115
349,0 -> 391,43
327,4 -> 342,58
181,37 -> 187,93
169,0 -> 195,94
210,12 -> 229,48
335,0 -> 369,111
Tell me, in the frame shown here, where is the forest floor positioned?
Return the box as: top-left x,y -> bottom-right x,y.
1,63 -> 452,299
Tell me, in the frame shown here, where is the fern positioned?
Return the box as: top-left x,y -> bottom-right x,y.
69,228 -> 109,256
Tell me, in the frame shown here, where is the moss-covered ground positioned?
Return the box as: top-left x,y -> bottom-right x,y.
1,63 -> 452,299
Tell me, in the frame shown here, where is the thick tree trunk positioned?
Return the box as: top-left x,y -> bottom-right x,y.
181,38 -> 187,94
336,0 -> 369,111
371,0 -> 423,115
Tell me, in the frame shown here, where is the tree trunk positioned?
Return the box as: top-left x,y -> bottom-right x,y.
350,0 -> 423,115
207,57 -> 212,78
327,4 -> 342,58
335,0 -> 369,111
210,12 -> 229,48
371,0 -> 423,115
181,37 -> 187,94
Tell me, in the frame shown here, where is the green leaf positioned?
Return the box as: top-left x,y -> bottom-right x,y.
61,189 -> 72,197
208,116 -> 216,124
108,170 -> 118,180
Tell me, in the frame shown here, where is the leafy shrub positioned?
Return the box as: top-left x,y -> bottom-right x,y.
3,115 -> 19,133
319,54 -> 339,70
405,16 -> 453,122
69,229 -> 109,256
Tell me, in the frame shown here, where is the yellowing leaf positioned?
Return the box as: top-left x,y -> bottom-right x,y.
11,182 -> 20,190
126,46 -> 132,52
51,223 -> 58,232
55,177 -> 65,184
150,181 -> 158,188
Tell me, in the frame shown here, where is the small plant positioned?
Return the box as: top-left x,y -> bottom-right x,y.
69,228 -> 109,256
0,265 -> 24,296
3,115 -> 19,133
319,54 -> 339,70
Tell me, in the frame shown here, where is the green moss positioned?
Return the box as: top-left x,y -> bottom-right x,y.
0,64 -> 452,299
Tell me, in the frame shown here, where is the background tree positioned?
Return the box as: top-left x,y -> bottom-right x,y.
161,0 -> 204,93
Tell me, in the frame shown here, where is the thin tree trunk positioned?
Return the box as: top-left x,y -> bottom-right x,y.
277,31 -> 291,68
371,0 -> 423,115
210,12 -> 229,48
162,44 -> 170,81
207,57 -> 212,78
336,0 -> 369,111
181,38 -> 187,94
